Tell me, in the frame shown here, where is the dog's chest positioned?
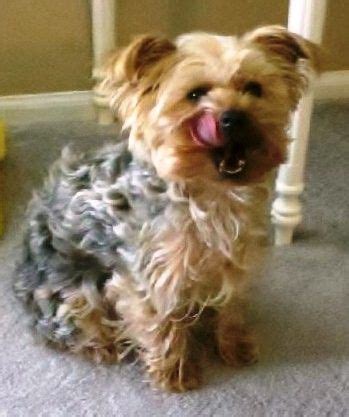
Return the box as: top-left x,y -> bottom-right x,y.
116,177 -> 241,255
87,151 -> 248,278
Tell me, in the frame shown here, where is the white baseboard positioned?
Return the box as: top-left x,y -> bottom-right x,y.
0,90 -> 95,125
314,70 -> 349,101
0,71 -> 348,125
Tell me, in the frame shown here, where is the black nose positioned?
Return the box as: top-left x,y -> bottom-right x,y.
220,110 -> 248,135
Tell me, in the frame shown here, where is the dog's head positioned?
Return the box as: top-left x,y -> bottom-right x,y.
101,26 -> 321,184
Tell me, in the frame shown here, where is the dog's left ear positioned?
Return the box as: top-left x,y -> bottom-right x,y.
244,25 -> 322,72
105,35 -> 176,85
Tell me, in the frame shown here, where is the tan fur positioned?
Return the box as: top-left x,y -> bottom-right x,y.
79,27 -> 322,391
56,289 -> 122,362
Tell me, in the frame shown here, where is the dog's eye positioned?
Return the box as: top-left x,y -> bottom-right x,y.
243,81 -> 263,98
187,86 -> 210,101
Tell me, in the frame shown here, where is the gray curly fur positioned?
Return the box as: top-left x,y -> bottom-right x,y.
14,140 -> 169,344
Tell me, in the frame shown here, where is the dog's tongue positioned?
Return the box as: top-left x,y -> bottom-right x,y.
190,113 -> 224,148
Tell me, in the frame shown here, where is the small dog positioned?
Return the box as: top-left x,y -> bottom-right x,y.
14,26 -> 320,391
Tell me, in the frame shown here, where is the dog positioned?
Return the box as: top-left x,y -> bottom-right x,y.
14,26 -> 320,391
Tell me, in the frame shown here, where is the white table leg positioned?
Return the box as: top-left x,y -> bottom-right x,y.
91,0 -> 116,125
272,0 -> 327,245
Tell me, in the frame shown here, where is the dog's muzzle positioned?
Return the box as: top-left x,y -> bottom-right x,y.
189,110 -> 264,178
216,110 -> 259,176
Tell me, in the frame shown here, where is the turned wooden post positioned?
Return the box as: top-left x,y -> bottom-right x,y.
272,0 -> 327,245
91,0 -> 116,124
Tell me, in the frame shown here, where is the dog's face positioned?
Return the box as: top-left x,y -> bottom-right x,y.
102,26 -> 320,184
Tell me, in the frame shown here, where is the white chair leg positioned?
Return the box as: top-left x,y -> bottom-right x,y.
91,0 -> 116,125
93,79 -> 115,125
272,0 -> 327,245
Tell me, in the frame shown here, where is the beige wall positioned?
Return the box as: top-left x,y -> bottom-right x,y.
117,0 -> 289,40
322,0 -> 349,71
1,0 -> 348,96
0,0 -> 92,95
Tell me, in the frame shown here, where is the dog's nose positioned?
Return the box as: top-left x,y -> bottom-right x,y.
219,110 -> 248,136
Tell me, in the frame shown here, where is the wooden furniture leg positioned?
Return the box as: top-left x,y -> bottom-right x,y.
91,0 -> 116,125
272,0 -> 327,245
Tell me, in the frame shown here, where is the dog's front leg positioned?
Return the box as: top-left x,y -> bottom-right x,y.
112,270 -> 202,391
139,315 -> 201,392
215,299 -> 259,367
127,225 -> 204,391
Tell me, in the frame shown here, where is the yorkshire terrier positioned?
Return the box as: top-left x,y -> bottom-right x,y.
14,26 -> 320,391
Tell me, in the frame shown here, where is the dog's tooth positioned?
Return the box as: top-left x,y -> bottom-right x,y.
219,158 -> 246,175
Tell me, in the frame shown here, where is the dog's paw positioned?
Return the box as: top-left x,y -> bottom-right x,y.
217,327 -> 259,368
149,359 -> 201,392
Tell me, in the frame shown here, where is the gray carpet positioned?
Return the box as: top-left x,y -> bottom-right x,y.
0,102 -> 348,417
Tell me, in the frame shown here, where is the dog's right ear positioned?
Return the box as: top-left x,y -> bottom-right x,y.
105,35 -> 176,86
244,25 -> 322,72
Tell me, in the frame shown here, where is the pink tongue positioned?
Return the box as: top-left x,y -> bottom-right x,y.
194,113 -> 223,147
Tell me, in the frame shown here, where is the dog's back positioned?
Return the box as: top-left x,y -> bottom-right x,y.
13,140 -> 167,349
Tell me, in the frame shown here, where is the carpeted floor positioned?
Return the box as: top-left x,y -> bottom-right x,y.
0,102 -> 348,416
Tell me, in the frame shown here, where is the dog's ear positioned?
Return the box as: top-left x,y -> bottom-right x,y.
105,34 -> 176,85
244,25 -> 322,72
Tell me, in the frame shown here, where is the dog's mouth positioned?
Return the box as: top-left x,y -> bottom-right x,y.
188,112 -> 248,177
212,147 -> 247,176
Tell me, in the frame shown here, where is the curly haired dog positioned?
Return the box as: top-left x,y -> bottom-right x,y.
14,26 -> 320,391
